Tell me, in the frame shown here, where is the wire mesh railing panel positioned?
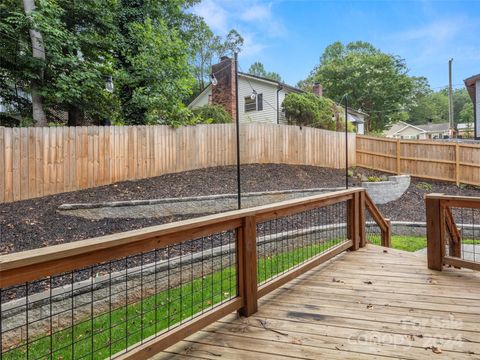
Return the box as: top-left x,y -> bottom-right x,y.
448,207 -> 480,263
255,201 -> 348,286
365,208 -> 382,246
1,230 -> 237,360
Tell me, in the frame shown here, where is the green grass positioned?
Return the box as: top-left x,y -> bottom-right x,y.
3,239 -> 340,360
369,235 -> 479,252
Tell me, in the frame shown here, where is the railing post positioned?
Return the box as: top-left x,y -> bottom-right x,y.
382,219 -> 392,247
237,215 -> 258,317
347,192 -> 361,250
426,195 -> 445,271
359,190 -> 366,248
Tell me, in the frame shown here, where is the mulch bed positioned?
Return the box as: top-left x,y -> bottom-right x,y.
1,163 -> 479,255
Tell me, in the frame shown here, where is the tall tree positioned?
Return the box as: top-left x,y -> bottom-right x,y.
190,20 -> 222,92
21,0 -> 47,126
248,62 -> 282,82
302,41 -> 414,131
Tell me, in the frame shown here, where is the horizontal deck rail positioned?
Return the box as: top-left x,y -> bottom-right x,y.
0,188 -> 380,360
426,194 -> 480,271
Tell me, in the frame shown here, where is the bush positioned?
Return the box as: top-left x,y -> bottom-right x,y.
192,105 -> 232,124
282,93 -> 335,130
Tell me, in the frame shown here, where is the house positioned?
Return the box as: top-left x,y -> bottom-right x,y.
457,122 -> 475,138
384,121 -> 451,140
464,74 -> 480,139
189,56 -> 366,134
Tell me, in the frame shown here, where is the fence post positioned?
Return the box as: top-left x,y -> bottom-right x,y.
426,195 -> 445,271
237,215 -> 258,317
396,139 -> 401,174
347,192 -> 361,250
455,143 -> 460,186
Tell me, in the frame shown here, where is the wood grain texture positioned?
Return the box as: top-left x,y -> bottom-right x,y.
0,124 -> 356,203
154,245 -> 480,360
357,135 -> 480,186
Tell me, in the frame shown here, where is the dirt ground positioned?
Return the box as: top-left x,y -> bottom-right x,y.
1,163 -> 479,254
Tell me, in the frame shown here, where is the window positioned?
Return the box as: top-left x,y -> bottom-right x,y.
244,93 -> 263,112
244,96 -> 256,112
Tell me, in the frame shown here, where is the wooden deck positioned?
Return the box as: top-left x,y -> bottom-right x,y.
154,245 -> 480,359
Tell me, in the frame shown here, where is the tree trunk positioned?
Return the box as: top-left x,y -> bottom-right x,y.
22,0 -> 48,127
67,105 -> 84,126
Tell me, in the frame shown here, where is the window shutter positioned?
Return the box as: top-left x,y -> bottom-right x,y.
257,93 -> 263,111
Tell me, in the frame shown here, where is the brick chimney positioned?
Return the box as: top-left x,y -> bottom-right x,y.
211,56 -> 237,122
313,83 -> 323,97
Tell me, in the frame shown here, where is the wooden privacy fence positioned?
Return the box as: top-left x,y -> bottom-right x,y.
356,135 -> 480,186
0,124 -> 356,203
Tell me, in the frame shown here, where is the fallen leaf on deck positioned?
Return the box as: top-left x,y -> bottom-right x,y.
291,338 -> 303,345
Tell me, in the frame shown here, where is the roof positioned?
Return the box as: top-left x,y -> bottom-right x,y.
416,123 -> 450,132
238,72 -> 304,93
388,121 -> 450,136
464,73 -> 480,102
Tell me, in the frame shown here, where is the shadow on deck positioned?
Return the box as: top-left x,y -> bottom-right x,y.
157,245 -> 480,359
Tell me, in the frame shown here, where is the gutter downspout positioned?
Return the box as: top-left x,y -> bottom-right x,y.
276,85 -> 283,124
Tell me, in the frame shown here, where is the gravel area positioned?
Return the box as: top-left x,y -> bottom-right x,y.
1,163 -> 479,255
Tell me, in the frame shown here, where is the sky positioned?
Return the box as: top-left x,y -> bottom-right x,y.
192,0 -> 480,90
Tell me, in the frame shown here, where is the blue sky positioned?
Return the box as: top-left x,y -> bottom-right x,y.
192,0 -> 480,90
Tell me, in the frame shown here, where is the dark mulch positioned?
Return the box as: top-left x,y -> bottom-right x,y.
1,163 -> 479,255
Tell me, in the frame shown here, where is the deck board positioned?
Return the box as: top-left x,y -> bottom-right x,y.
154,245 -> 480,359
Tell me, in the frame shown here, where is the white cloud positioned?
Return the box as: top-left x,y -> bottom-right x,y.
192,0 -> 286,58
192,0 -> 229,33
240,4 -> 272,22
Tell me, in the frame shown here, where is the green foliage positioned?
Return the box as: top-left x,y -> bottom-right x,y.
302,41 -> 414,132
0,0 -> 246,127
192,104 -> 232,124
366,176 -> 383,182
248,62 -> 283,82
282,92 -> 335,130
416,182 -> 433,191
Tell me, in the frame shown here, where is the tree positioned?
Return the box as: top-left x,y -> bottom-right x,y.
302,41 -> 414,131
190,20 -> 222,92
282,92 -> 335,130
220,29 -> 244,56
248,62 -> 282,82
22,0 -> 47,126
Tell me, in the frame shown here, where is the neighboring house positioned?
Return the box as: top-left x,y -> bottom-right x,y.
464,74 -> 480,140
385,121 -> 451,140
457,123 -> 475,138
189,56 -> 366,134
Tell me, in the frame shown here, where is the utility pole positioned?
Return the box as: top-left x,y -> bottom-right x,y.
448,58 -> 455,138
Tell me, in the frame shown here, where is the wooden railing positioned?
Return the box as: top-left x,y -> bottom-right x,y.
364,192 -> 391,247
426,194 -> 480,271
1,188 -> 378,360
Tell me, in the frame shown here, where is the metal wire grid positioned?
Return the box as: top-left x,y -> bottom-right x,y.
365,209 -> 382,246
0,231 -> 237,360
255,201 -> 348,286
448,207 -> 480,263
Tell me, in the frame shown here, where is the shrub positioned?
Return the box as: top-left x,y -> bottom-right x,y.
192,104 -> 232,124
282,93 -> 335,130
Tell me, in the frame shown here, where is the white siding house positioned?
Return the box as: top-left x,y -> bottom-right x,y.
464,74 -> 480,139
188,73 -> 299,124
188,57 -> 367,134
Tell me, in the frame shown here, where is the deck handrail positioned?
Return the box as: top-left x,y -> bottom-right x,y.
364,191 -> 392,247
426,193 -> 480,271
1,187 -> 373,360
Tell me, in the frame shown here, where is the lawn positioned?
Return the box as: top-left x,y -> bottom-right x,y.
3,239 -> 341,360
